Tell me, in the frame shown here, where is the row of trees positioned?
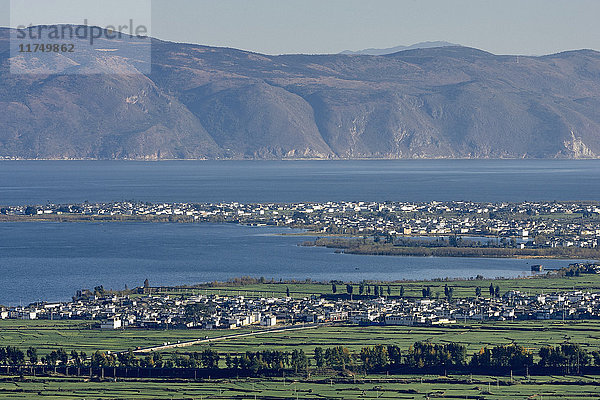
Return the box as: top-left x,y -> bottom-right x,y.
317,342 -> 600,373
331,283 -> 394,297
331,282 -> 499,300
2,342 -> 600,375
0,347 -> 87,367
312,342 -> 467,372
90,349 -> 221,369
539,343 -> 595,374
225,349 -> 309,373
470,344 -> 532,370
557,264 -> 597,277
88,349 -> 308,373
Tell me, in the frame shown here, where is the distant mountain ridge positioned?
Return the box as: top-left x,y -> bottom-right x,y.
340,41 -> 458,55
1,27 -> 600,160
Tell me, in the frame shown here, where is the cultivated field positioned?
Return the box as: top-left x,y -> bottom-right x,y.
0,375 -> 599,399
167,321 -> 600,362
2,320 -> 600,364
2,277 -> 600,398
149,273 -> 600,300
0,320 -> 247,355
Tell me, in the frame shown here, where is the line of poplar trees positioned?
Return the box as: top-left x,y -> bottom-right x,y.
1,342 -> 599,375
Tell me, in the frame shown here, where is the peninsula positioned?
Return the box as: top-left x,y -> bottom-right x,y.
2,200 -> 600,260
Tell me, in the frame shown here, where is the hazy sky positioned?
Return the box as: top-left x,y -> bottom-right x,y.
3,0 -> 599,55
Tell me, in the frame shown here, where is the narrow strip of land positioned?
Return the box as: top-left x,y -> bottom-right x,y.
304,238 -> 600,259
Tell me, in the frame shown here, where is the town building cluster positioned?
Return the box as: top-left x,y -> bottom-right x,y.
3,200 -> 600,248
2,287 -> 600,330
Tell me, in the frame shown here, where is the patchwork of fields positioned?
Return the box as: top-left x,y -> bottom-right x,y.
169,322 -> 600,360
151,273 -> 600,300
2,275 -> 600,398
0,375 -> 599,399
2,320 -> 600,363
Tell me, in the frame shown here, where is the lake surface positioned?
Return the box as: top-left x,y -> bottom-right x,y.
0,160 -> 598,304
0,159 -> 599,205
0,222 -> 583,305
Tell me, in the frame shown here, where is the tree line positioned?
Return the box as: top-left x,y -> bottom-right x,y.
332,282 -> 500,301
2,341 -> 600,376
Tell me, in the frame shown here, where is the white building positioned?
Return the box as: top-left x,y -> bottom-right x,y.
101,317 -> 122,330
261,315 -> 277,326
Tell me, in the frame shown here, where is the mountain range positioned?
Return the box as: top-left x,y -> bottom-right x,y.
1,27 -> 600,160
339,41 -> 458,55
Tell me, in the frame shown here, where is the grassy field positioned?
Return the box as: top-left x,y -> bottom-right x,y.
2,319 -> 600,363
151,273 -> 600,300
0,320 -> 249,355
2,303 -> 600,398
2,276 -> 600,398
2,274 -> 600,360
168,321 -> 600,361
0,375 -> 599,399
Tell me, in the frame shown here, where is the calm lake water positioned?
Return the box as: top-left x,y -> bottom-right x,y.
0,159 -> 598,304
0,222 -> 585,305
0,159 -> 599,204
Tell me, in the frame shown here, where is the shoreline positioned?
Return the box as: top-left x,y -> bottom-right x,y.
1,215 -> 598,261
302,238 -> 600,261
2,157 -> 600,161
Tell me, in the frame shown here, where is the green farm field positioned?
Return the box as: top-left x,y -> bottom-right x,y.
2,319 -> 600,363
0,320 -> 249,355
150,273 -> 600,300
0,375 -> 599,399
168,321 -> 600,361
2,277 -> 600,399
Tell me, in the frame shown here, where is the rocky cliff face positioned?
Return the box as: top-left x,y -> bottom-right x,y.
1,28 -> 600,159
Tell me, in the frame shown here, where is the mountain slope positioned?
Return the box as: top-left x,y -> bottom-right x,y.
339,41 -> 458,55
1,27 -> 600,159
